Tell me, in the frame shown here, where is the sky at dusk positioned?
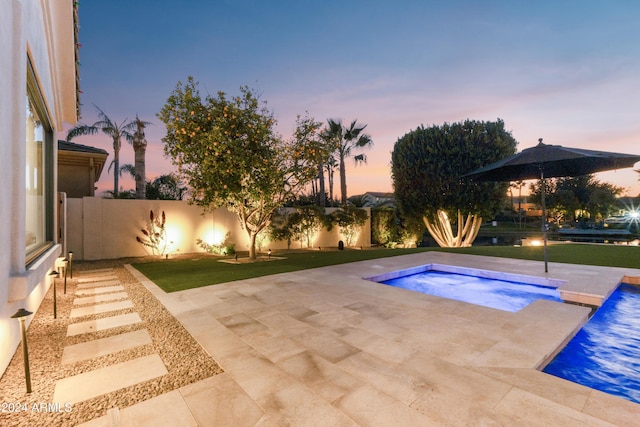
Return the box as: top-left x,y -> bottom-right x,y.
69,0 -> 640,198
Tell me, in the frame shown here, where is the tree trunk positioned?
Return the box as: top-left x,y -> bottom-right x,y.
518,184 -> 523,228
311,178 -> 317,200
317,161 -> 326,206
423,210 -> 482,247
134,146 -> 146,199
327,163 -> 334,203
339,155 -> 347,205
133,117 -> 148,199
113,138 -> 120,197
248,230 -> 257,260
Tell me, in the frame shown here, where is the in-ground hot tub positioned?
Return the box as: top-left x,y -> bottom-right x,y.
365,263 -> 566,312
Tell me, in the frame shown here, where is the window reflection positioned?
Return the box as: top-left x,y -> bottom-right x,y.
25,95 -> 46,253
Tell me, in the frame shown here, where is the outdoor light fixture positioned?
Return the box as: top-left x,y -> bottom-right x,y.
11,308 -> 33,393
68,251 -> 73,278
48,270 -> 59,319
63,258 -> 69,294
268,249 -> 272,259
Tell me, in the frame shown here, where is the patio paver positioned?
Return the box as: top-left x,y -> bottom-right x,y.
66,312 -> 142,337
61,329 -> 152,364
69,300 -> 134,318
111,253 -> 640,425
53,354 -> 168,404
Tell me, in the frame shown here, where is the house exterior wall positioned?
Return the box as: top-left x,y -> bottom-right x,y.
67,198 -> 372,260
58,163 -> 97,197
0,0 -> 77,376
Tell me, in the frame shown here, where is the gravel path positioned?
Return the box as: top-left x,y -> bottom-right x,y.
0,258 -> 223,427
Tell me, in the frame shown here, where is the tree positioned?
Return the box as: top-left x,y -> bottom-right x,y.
66,106 -> 137,198
269,208 -> 294,249
330,206 -> 368,246
146,174 -> 187,200
325,156 -> 338,204
529,175 -> 623,223
391,119 -> 517,247
371,207 -> 402,247
509,180 -> 526,227
131,116 -> 151,199
290,114 -> 330,206
288,206 -> 327,248
102,163 -> 136,198
158,77 -> 312,259
325,119 -> 373,205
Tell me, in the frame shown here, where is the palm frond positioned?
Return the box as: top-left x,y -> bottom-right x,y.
355,134 -> 373,148
354,153 -> 367,165
66,124 -> 98,140
119,163 -> 136,178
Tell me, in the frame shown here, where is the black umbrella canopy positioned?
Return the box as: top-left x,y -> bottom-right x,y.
463,139 -> 640,273
464,140 -> 640,182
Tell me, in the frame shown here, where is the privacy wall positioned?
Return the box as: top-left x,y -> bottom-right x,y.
68,198 -> 371,260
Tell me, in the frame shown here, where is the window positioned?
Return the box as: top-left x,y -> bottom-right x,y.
25,59 -> 54,265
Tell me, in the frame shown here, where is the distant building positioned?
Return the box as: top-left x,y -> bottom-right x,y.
58,140 -> 108,197
1,1 -> 79,376
360,192 -> 395,208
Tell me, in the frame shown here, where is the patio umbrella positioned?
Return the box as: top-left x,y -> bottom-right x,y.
464,139 -> 640,272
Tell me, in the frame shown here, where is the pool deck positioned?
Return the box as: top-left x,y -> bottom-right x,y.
85,252 -> 640,426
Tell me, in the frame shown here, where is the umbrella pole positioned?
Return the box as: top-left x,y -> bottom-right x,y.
540,172 -> 548,273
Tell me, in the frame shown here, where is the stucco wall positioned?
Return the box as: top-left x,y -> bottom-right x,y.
59,164 -> 95,197
67,198 -> 371,260
1,0 -> 77,376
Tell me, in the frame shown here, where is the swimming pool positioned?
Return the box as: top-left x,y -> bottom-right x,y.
543,283 -> 640,404
366,264 -> 564,312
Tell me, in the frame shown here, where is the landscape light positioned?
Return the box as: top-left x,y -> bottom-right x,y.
68,251 -> 73,278
63,258 -> 69,294
11,308 -> 33,393
48,270 -> 59,319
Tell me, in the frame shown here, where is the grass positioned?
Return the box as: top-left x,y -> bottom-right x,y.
131,243 -> 640,293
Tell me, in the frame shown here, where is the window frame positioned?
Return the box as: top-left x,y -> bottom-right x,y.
25,58 -> 54,266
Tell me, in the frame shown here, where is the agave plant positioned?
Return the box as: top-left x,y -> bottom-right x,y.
136,210 -> 168,255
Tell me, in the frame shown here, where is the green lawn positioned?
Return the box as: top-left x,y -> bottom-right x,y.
132,244 -> 640,293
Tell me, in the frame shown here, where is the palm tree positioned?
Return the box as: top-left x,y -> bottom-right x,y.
66,106 -> 137,198
131,116 -> 151,199
325,156 -> 337,204
326,119 -> 373,205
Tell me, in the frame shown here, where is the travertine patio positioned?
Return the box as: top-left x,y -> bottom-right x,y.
79,252 -> 640,426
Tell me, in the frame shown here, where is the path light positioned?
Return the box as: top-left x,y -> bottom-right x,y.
11,308 -> 33,393
48,270 -> 59,319
63,258 -> 69,294
68,251 -> 73,278
268,249 -> 271,259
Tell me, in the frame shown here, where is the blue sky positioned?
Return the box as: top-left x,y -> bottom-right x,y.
72,0 -> 640,197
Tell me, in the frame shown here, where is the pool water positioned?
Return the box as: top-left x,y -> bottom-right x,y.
543,284 -> 640,404
379,270 -> 562,312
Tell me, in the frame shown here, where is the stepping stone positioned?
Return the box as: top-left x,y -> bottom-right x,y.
77,268 -> 114,276
61,329 -> 152,364
53,354 -> 168,405
67,313 -> 142,337
77,279 -> 121,289
77,275 -> 118,284
70,300 -> 134,318
75,285 -> 125,296
73,292 -> 128,306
